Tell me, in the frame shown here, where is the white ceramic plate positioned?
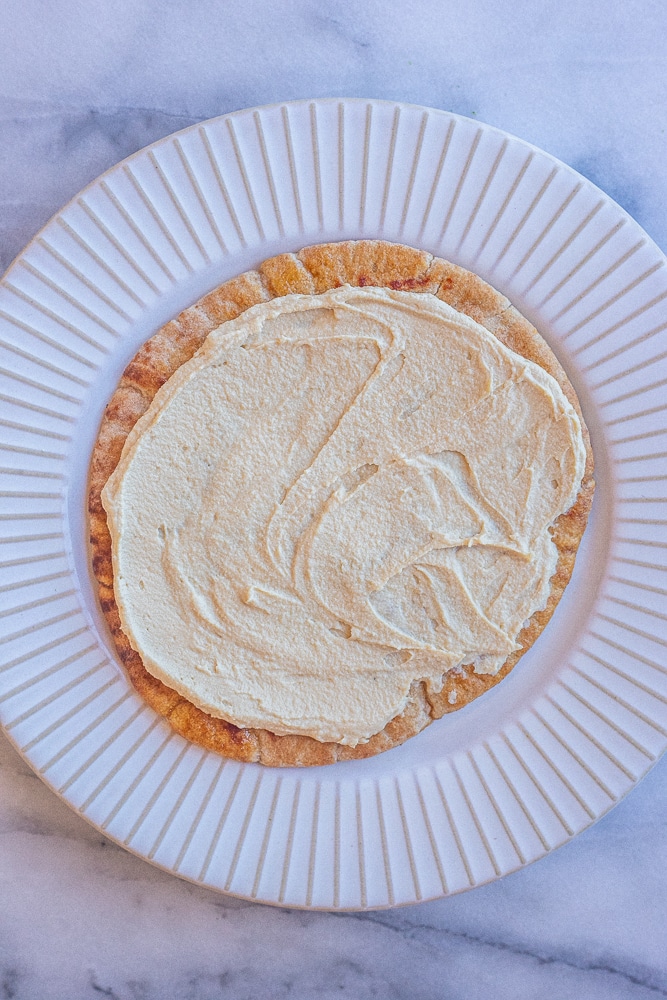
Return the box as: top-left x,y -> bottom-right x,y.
1,99 -> 666,910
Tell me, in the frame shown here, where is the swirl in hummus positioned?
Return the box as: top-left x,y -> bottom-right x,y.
102,286 -> 586,746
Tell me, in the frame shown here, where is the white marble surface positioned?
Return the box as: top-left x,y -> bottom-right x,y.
1,1 -> 667,997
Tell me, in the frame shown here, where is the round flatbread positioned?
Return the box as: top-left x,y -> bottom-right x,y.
89,240 -> 595,766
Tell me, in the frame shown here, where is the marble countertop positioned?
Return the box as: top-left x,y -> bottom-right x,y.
1,1 -> 666,997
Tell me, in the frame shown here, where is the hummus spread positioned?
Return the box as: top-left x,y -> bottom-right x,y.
102,286 -> 586,746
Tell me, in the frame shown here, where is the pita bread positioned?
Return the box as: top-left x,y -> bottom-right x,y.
89,240 -> 594,766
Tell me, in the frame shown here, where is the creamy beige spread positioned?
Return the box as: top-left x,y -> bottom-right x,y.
102,287 -> 586,746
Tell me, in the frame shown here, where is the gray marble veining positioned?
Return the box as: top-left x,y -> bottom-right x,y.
1,734 -> 666,999
1,0 -> 667,996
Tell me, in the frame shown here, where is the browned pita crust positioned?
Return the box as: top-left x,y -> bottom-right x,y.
89,240 -> 595,766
